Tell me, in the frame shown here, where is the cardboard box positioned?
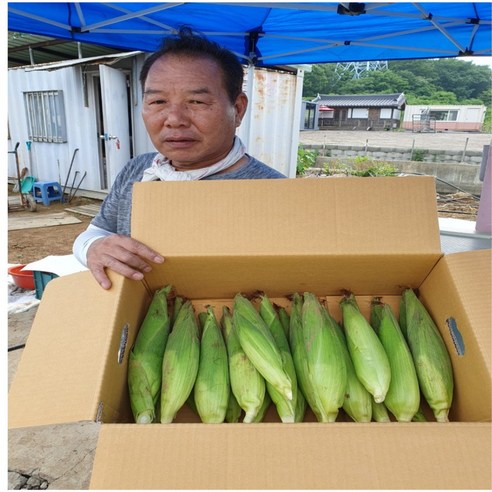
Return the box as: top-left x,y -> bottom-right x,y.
8,177 -> 491,489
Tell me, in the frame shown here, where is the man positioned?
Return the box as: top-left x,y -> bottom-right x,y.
73,28 -> 285,289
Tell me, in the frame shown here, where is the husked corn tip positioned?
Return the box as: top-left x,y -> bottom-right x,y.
221,306 -> 266,423
302,293 -> 347,422
160,300 -> 200,423
340,292 -> 391,404
233,294 -> 293,401
371,299 -> 420,422
194,306 -> 230,423
128,285 -> 173,424
401,288 -> 454,422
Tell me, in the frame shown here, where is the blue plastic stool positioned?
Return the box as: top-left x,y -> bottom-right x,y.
32,181 -> 63,206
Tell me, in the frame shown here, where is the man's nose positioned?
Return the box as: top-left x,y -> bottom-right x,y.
164,104 -> 190,127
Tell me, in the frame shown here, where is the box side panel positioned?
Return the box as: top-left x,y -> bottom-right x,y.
131,177 -> 441,257
90,423 -> 491,490
142,253 -> 441,298
419,250 -> 492,422
97,275 -> 152,423
8,272 -> 148,428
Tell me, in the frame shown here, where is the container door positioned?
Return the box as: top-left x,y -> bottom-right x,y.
99,65 -> 131,189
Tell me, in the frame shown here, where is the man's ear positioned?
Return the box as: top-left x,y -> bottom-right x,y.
234,92 -> 249,127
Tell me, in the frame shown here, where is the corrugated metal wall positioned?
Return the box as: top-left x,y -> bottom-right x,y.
238,66 -> 303,178
8,58 -> 303,193
8,65 -> 101,191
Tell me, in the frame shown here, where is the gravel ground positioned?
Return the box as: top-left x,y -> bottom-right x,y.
298,129 -> 492,151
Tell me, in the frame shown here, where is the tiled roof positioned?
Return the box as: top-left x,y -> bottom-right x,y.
312,93 -> 406,108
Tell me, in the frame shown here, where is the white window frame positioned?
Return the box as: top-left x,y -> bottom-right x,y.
349,108 -> 369,118
24,90 -> 68,143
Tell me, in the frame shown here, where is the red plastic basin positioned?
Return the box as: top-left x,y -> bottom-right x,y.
8,264 -> 35,290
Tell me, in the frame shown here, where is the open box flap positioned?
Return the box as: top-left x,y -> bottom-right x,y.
8,271 -> 151,428
419,249 -> 492,422
131,176 -> 442,294
90,422 -> 491,490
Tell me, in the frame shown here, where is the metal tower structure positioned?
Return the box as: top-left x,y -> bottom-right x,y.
336,61 -> 388,79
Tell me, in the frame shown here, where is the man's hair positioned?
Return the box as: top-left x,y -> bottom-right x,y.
140,26 -> 244,103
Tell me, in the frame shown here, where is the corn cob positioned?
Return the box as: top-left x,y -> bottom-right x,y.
194,306 -> 230,423
340,292 -> 391,404
160,300 -> 200,423
225,391 -> 243,423
400,288 -> 454,422
221,306 -> 266,423
370,299 -> 420,422
233,294 -> 293,401
258,293 -> 297,423
371,400 -> 391,422
294,387 -> 307,422
172,295 -> 185,325
412,407 -> 428,422
332,319 -> 372,423
277,306 -> 290,340
251,391 -> 272,423
289,293 -> 326,421
128,285 -> 173,423
301,293 -> 347,422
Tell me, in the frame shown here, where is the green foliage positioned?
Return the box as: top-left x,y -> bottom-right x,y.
411,149 -> 427,162
322,157 -> 398,177
303,58 -> 492,110
297,147 -> 318,175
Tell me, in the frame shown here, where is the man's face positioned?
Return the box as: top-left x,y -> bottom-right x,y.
141,54 -> 248,171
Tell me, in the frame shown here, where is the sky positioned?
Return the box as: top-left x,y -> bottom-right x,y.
459,56 -> 492,69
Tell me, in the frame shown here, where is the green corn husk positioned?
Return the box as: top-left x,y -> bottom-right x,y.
294,387 -> 307,422
401,288 -> 454,423
371,400 -> 391,422
340,292 -> 391,404
233,294 -> 293,401
172,296 -> 185,326
194,306 -> 230,423
251,391 -> 272,423
332,320 -> 372,423
289,293 -> 325,421
128,285 -> 173,424
225,391 -> 243,423
160,300 -> 200,423
302,293 -> 347,422
371,299 -> 420,422
258,293 -> 297,423
412,406 -> 428,422
221,306 -> 266,423
277,306 -> 291,340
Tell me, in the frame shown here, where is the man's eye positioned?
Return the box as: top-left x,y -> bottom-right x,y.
190,99 -> 205,105
146,99 -> 165,105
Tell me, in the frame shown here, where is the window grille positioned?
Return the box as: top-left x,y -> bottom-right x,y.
24,90 -> 67,143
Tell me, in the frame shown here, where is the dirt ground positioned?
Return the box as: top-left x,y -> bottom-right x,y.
7,190 -> 97,265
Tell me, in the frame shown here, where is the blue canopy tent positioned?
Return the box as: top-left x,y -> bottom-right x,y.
8,2 -> 492,66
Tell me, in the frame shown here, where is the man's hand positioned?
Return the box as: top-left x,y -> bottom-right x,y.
86,235 -> 164,289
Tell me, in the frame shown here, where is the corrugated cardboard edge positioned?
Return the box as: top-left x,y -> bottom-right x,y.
8,271 -> 150,428
90,422 -> 491,490
420,249 -> 492,422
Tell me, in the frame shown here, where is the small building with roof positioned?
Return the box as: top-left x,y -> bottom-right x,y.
311,93 -> 406,131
